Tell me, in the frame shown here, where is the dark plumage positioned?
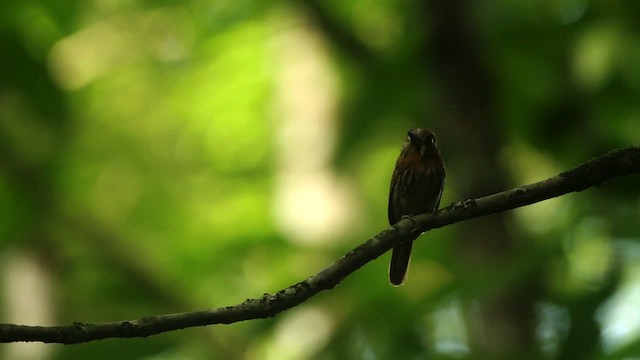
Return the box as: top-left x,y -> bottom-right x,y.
388,128 -> 445,285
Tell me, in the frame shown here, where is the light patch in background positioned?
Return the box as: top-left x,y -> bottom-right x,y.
598,239 -> 640,353
276,173 -> 356,245
429,297 -> 470,357
253,306 -> 334,360
48,9 -> 193,90
535,302 -> 570,356
572,22 -> 618,91
352,1 -> 402,51
48,19 -> 138,90
273,15 -> 357,246
2,250 -> 55,360
563,217 -> 613,293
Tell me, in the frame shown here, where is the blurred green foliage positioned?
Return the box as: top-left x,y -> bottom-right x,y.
0,0 -> 639,359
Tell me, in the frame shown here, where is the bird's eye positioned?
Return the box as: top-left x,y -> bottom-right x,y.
427,136 -> 435,144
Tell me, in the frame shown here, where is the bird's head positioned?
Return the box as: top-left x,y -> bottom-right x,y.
406,128 -> 438,157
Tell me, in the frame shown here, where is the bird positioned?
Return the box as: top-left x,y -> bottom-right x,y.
388,128 -> 446,286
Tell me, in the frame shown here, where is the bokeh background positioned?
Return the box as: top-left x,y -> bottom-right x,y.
1,0 -> 640,359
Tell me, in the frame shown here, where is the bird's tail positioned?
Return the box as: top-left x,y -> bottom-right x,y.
389,241 -> 413,286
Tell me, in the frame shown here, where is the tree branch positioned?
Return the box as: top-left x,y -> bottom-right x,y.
1,147 -> 638,344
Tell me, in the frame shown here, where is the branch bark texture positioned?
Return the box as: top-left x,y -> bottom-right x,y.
1,147 -> 639,344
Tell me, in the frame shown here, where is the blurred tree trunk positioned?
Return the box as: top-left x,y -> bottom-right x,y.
422,0 -> 541,357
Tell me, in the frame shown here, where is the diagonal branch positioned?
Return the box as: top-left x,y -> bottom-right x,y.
1,146 -> 639,344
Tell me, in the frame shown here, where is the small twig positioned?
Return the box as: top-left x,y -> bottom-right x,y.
1,146 -> 638,344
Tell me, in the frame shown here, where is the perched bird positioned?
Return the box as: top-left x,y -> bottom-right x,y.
388,128 -> 446,286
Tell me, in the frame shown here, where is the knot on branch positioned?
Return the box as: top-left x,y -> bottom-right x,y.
452,199 -> 477,211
